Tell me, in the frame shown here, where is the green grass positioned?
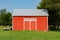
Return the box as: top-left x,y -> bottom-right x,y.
0,27 -> 60,40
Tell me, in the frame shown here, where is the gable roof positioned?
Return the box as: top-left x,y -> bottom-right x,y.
13,9 -> 48,16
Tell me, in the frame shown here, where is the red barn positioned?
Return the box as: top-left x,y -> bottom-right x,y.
12,9 -> 48,31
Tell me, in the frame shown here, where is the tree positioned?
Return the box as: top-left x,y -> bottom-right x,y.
37,0 -> 60,30
4,12 -> 12,26
0,8 -> 7,26
0,8 -> 12,26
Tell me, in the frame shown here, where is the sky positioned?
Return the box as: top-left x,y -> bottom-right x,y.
0,0 -> 41,12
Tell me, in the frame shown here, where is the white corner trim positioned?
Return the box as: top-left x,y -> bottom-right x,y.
12,17 -> 13,30
47,17 -> 48,31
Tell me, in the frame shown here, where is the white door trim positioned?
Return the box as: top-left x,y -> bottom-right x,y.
29,21 -> 31,30
23,20 -> 25,30
35,20 -> 37,31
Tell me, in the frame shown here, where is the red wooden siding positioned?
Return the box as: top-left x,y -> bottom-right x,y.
12,16 -> 48,31
37,17 -> 48,31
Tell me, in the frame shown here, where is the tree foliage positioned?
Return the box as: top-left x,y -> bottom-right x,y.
37,0 -> 60,30
0,8 -> 12,26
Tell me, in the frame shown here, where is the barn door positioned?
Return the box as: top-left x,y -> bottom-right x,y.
23,18 -> 37,30
31,21 -> 36,30
24,21 -> 29,30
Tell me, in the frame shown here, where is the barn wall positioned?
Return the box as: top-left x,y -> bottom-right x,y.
12,16 -> 23,30
37,16 -> 48,31
12,16 -> 48,31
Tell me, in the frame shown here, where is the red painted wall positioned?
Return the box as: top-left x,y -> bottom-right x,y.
12,16 -> 48,31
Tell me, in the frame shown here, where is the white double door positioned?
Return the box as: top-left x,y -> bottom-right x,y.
23,18 -> 37,30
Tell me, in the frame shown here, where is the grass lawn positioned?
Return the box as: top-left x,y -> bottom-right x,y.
0,27 -> 60,40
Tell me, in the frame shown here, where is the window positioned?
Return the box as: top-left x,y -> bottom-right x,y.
24,18 -> 36,21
